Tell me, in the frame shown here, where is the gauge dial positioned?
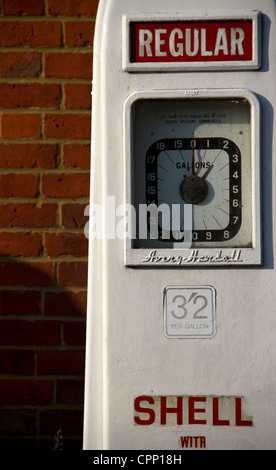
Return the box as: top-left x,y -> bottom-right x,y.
146,137 -> 242,243
132,96 -> 253,249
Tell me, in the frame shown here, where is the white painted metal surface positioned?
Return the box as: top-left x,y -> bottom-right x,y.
84,0 -> 276,450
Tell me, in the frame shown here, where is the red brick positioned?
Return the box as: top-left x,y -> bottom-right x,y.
63,143 -> 90,168
0,144 -> 58,169
0,83 -> 60,109
44,232 -> 88,257
64,83 -> 91,109
0,232 -> 41,256
0,320 -> 60,345
0,22 -> 61,47
44,52 -> 92,79
0,262 -> 55,286
40,409 -> 83,435
2,0 -> 44,15
0,350 -> 35,375
0,52 -> 41,78
0,410 -> 36,437
44,113 -> 91,139
61,203 -> 88,228
48,0 -> 99,17
44,291 -> 87,316
58,261 -> 88,287
63,321 -> 86,345
0,203 -> 58,228
1,114 -> 41,138
56,379 -> 84,404
0,380 -> 54,406
37,350 -> 85,375
0,290 -> 41,315
42,173 -> 90,198
0,174 -> 38,198
64,21 -> 94,46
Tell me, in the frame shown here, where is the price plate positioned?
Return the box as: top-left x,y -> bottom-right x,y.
164,286 -> 216,338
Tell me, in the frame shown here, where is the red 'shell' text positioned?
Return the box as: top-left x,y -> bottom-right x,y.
134,395 -> 253,427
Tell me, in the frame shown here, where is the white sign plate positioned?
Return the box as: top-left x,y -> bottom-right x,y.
164,286 -> 216,338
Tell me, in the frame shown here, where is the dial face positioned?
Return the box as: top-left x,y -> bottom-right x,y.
132,98 -> 252,249
146,137 -> 241,243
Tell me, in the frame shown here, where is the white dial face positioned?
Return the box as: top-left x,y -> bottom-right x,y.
132,98 -> 252,248
157,145 -> 231,231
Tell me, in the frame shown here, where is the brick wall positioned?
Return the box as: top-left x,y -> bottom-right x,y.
0,0 -> 98,450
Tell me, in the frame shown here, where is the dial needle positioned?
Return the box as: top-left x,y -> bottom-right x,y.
201,164 -> 214,180
192,135 -> 196,175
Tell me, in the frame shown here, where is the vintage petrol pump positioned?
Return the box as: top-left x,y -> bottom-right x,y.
83,0 -> 276,450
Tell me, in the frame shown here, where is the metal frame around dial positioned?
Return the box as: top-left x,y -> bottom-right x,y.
124,88 -> 261,267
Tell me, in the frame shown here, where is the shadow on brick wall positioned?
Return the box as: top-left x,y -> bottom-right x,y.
0,258 -> 87,450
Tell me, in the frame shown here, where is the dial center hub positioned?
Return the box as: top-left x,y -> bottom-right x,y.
179,175 -> 208,204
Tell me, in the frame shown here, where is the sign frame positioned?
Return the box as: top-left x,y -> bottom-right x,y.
122,11 -> 261,72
